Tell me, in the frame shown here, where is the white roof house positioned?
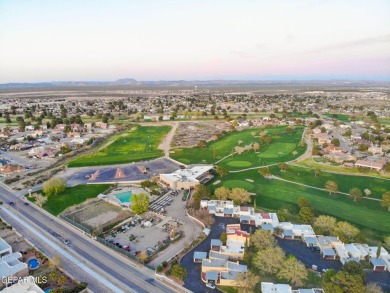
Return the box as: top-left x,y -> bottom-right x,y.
0,252 -> 28,279
261,282 -> 292,293
0,238 -> 12,257
365,246 -> 388,258
344,243 -> 364,259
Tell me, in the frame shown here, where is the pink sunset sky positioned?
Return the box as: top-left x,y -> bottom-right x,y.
0,0 -> 389,82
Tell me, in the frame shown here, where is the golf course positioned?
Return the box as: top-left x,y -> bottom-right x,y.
208,168 -> 390,240
171,126 -> 306,170
68,125 -> 171,167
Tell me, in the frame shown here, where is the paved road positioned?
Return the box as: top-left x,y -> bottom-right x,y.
0,185 -> 184,293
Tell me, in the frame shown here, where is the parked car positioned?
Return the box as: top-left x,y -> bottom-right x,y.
9,202 -> 15,206
64,239 -> 71,245
206,283 -> 216,289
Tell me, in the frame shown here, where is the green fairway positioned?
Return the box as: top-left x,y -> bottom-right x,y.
171,126 -> 305,170
324,113 -> 354,122
28,184 -> 110,215
209,169 -> 390,239
68,125 -> 171,167
269,165 -> 390,199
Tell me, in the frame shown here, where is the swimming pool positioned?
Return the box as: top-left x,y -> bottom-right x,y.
114,191 -> 132,203
28,258 -> 40,270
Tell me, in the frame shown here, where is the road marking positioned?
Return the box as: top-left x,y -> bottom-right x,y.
1,207 -> 127,293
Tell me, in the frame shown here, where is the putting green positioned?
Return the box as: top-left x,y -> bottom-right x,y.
226,160 -> 252,167
259,142 -> 296,158
223,180 -> 254,190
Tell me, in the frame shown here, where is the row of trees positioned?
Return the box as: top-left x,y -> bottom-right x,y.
214,186 -> 251,205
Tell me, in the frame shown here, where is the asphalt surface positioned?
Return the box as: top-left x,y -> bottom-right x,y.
0,184 -> 183,293
65,158 -> 179,184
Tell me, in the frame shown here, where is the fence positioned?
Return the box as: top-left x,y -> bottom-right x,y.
59,214 -> 91,235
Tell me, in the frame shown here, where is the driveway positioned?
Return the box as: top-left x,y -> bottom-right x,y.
180,217 -> 240,293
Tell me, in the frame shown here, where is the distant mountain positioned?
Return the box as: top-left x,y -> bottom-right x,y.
1,78 -> 389,89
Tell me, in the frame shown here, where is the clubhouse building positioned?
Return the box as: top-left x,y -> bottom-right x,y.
159,165 -> 214,190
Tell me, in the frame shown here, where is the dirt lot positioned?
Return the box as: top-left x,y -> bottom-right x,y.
171,121 -> 231,148
62,198 -> 133,232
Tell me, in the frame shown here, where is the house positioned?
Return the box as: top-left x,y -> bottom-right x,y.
210,239 -> 222,251
0,251 -> 28,289
219,224 -> 250,259
370,258 -> 387,272
193,251 -> 208,263
261,283 -> 325,293
380,255 -> 390,272
317,236 -> 342,251
261,282 -> 292,293
324,152 -> 356,163
2,276 -> 44,293
0,238 -> 12,257
159,165 -> 214,190
0,164 -> 24,176
355,160 -> 386,171
334,244 -> 359,264
25,125 -> 35,131
364,246 -> 388,258
201,259 -> 247,287
368,146 -> 383,155
321,248 -> 337,260
344,243 -> 364,259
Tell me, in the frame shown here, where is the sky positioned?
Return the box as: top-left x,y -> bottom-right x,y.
0,0 -> 390,83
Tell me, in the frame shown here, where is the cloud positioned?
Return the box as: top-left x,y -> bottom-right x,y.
305,34 -> 390,54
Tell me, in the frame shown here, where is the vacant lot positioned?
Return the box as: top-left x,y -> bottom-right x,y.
171,121 -> 231,148
63,198 -> 132,232
27,184 -> 110,215
68,125 -> 171,167
171,126 -> 305,170
208,169 -> 390,240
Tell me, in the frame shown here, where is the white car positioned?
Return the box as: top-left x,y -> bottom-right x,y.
206,283 -> 216,289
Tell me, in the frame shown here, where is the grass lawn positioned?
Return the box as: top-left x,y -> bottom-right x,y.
324,113 -> 354,122
68,125 -> 171,167
269,165 -> 390,199
171,126 -> 305,170
208,169 -> 390,240
27,184 -> 110,216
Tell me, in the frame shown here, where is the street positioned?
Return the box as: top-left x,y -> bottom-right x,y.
0,184 -> 183,293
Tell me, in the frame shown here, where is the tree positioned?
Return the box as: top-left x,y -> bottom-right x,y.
193,209 -> 215,227
49,269 -> 59,282
253,143 -> 260,152
192,184 -> 210,208
313,215 -> 337,235
253,246 -> 285,274
349,188 -> 363,201
197,140 -> 207,148
214,187 -> 230,200
365,283 -> 385,293
331,138 -> 340,147
230,188 -> 251,205
258,167 -> 271,177
364,189 -> 372,197
171,264 -> 187,280
263,136 -> 273,145
43,177 -> 67,196
325,180 -> 338,195
35,194 -> 47,207
277,255 -> 308,287
131,193 -> 149,214
381,192 -> 390,211
297,197 -> 311,208
299,207 -> 314,223
236,272 -> 260,293
57,275 -> 66,286
323,271 -> 365,293
334,221 -> 360,242
138,251 -> 148,263
220,232 -> 227,244
314,168 -> 322,177
216,166 -> 229,177
278,162 -> 288,172
49,256 -> 62,268
384,235 -> 390,250
376,243 -> 382,259
250,229 -> 276,251
342,261 -> 365,281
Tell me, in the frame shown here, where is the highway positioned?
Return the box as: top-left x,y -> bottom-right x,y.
0,184 -> 183,293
